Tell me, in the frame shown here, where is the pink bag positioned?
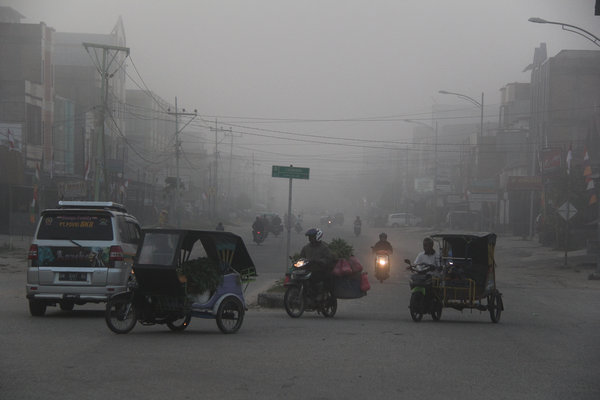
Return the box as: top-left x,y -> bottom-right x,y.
348,256 -> 363,273
333,259 -> 353,277
360,272 -> 371,292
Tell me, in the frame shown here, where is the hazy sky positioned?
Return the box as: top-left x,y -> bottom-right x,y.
3,0 -> 599,209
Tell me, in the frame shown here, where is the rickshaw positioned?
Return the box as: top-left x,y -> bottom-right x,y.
105,228 -> 257,334
406,232 -> 503,323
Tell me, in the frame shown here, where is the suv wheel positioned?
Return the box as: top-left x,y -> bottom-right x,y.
29,300 -> 47,316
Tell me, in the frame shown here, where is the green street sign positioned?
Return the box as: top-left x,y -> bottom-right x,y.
272,165 -> 310,180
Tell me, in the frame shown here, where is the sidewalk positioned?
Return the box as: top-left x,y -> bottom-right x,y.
0,234 -> 31,251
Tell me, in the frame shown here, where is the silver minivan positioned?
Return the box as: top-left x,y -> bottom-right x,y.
386,212 -> 422,227
26,201 -> 141,316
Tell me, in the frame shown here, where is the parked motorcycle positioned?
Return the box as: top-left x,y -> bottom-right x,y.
284,258 -> 337,318
252,229 -> 267,245
405,259 -> 442,322
373,251 -> 390,282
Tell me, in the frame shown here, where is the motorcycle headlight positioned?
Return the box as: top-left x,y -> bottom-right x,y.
294,259 -> 308,268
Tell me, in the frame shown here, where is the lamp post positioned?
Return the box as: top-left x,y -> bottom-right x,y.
438,90 -> 484,139
528,17 -> 600,48
404,119 -> 439,228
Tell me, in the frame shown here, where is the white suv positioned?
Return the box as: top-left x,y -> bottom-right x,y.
386,213 -> 421,227
26,201 -> 141,316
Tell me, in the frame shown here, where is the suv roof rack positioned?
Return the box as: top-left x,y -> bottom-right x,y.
57,201 -> 128,213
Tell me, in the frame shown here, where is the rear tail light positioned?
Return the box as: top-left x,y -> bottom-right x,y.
28,244 -> 38,260
109,245 -> 124,267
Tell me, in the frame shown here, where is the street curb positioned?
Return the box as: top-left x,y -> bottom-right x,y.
257,292 -> 284,308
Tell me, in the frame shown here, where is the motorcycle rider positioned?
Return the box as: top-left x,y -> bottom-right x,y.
414,237 -> 440,267
252,216 -> 265,241
354,216 -> 362,229
215,222 -> 225,231
299,228 -> 335,290
372,232 -> 393,254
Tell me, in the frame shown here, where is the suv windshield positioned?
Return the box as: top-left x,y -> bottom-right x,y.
36,211 -> 114,241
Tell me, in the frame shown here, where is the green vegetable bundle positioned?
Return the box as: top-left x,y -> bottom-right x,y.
328,237 -> 354,259
178,257 -> 223,294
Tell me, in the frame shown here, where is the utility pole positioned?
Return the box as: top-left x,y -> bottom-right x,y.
209,120 -> 231,218
224,128 -> 240,207
83,42 -> 129,201
167,97 -> 197,228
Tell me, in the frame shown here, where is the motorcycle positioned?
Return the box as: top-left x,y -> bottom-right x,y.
353,223 -> 361,236
404,259 -> 442,322
284,258 -> 337,318
373,250 -> 390,282
252,229 -> 267,245
270,223 -> 283,237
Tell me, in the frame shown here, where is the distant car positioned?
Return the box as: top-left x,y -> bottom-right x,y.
386,213 -> 421,227
26,201 -> 141,316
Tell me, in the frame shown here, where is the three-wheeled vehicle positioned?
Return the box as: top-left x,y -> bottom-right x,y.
105,228 -> 257,334
406,232 -> 503,323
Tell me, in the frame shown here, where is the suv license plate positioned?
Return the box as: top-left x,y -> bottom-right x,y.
59,272 -> 87,281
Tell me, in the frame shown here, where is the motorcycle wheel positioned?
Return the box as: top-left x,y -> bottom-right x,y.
320,292 -> 337,318
409,292 -> 424,322
216,297 -> 245,334
105,296 -> 137,334
488,293 -> 503,323
284,286 -> 305,318
167,313 -> 192,332
431,297 -> 442,321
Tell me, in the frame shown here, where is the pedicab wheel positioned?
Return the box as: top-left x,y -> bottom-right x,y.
284,286 -> 305,318
409,292 -> 424,322
216,297 -> 245,334
488,292 -> 503,323
167,313 -> 192,332
321,292 -> 337,318
431,297 -> 442,321
105,296 -> 137,334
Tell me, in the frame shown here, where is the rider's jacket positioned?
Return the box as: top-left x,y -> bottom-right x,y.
252,220 -> 264,232
414,251 -> 440,267
372,240 -> 393,253
300,242 -> 335,272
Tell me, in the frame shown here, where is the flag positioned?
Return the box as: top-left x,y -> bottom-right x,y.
583,147 -> 597,206
7,128 -> 15,150
583,149 -> 592,177
566,145 -> 573,175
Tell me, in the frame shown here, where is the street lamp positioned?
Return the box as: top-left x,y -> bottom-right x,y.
438,90 -> 484,139
528,17 -> 600,48
404,119 -> 439,228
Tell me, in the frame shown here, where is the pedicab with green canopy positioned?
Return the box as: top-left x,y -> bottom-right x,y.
105,228 -> 257,334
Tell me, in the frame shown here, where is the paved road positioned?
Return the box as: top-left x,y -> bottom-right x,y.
1,227 -> 599,399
